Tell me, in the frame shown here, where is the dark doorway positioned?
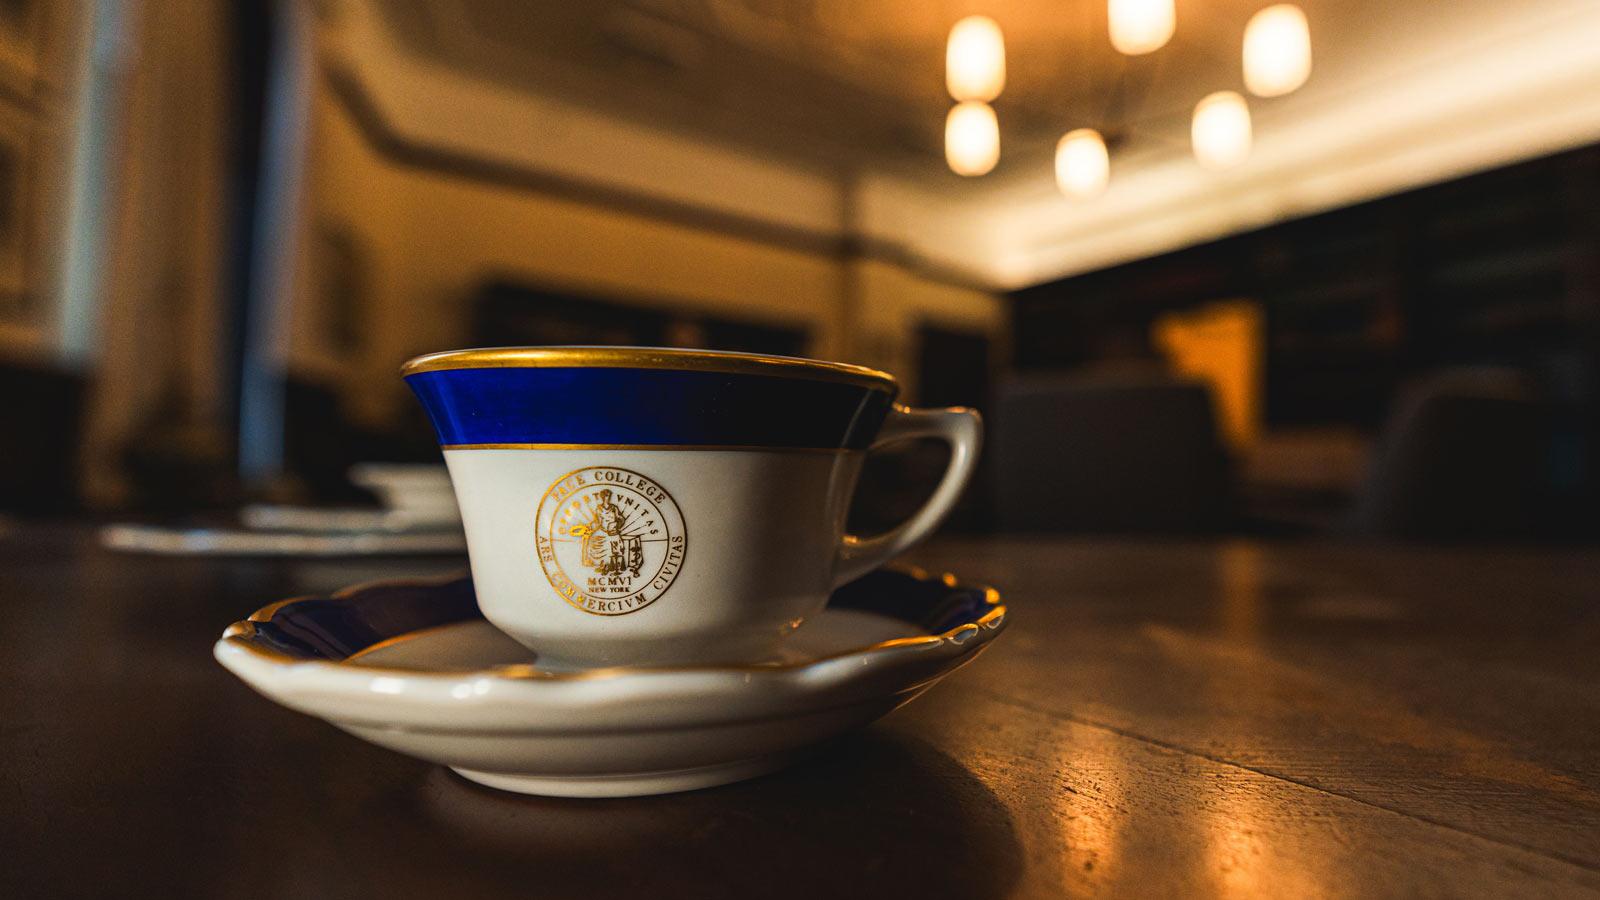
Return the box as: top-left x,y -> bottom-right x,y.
852,324 -> 994,536
917,325 -> 992,409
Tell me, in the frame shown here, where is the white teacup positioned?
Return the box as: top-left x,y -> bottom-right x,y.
403,346 -> 982,668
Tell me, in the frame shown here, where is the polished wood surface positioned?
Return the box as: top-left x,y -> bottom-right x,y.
3,526 -> 1598,898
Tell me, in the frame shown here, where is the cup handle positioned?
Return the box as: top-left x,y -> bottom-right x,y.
833,405 -> 984,587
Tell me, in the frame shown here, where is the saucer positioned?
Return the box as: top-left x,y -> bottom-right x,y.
214,567 -> 1006,797
240,504 -> 461,535
101,522 -> 466,557
347,463 -> 461,528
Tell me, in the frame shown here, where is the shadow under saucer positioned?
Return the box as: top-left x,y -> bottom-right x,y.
416,731 -> 1024,900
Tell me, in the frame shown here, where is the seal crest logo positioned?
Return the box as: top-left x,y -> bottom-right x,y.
535,466 -> 686,616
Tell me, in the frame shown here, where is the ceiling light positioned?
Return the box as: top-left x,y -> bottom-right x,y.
1055,128 -> 1110,198
1243,4 -> 1311,97
1191,91 -> 1252,169
945,101 -> 1000,176
1108,0 -> 1175,56
946,16 -> 1006,102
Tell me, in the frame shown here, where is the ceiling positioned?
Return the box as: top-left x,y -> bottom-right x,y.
372,0 -> 1340,182
344,1 -> 1600,286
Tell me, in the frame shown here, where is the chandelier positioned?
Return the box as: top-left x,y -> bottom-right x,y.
943,3 -> 1312,191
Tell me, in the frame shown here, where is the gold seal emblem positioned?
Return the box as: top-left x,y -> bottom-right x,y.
535,466 -> 687,616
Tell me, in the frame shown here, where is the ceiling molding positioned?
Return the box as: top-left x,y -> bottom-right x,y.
318,62 -> 851,259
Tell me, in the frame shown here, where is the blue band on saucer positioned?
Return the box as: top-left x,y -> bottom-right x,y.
248,578 -> 479,662
242,570 -> 990,662
406,367 -> 895,449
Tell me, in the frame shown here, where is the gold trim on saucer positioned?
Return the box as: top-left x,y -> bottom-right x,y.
216,568 -> 1005,681
247,597 -> 302,623
399,346 -> 897,393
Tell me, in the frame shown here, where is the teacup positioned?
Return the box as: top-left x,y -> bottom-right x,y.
402,346 -> 982,668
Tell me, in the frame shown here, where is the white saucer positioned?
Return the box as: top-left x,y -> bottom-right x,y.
240,504 -> 458,535
100,522 -> 467,557
214,568 -> 1006,797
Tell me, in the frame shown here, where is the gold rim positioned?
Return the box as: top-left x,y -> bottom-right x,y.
399,346 -> 897,393
440,443 -> 860,453
216,567 -> 1004,680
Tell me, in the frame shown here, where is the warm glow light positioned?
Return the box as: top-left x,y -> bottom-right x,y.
1243,4 -> 1311,97
1055,128 -> 1109,198
1192,91 -> 1252,169
946,16 -> 1006,102
945,101 -> 1000,175
1153,300 -> 1263,449
1108,0 -> 1175,55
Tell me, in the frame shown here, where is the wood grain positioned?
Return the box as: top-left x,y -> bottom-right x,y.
908,538 -> 1600,875
2,526 -> 1597,898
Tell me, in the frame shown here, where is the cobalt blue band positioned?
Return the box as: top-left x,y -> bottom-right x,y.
244,570 -> 988,662
405,367 -> 896,449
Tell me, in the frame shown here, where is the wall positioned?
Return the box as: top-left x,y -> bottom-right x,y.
0,3 -> 83,360
77,0 -> 233,505
0,3 -> 235,507
848,257 -> 1002,402
292,55 -> 1004,427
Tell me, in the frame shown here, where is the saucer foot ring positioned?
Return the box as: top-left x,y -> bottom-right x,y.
452,754 -> 796,798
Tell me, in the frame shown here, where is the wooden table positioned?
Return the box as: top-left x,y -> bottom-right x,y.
3,526 -> 1598,898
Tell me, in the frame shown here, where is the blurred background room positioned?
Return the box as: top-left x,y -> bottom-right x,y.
1,0 -> 1598,544
7,4 -> 1600,897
